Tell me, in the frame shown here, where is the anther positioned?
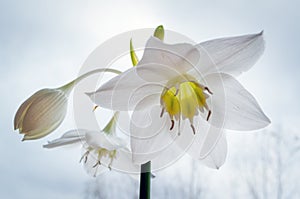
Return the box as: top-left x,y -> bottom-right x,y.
160,107 -> 165,118
174,88 -> 179,96
206,110 -> 212,121
190,124 -> 196,135
93,105 -> 99,112
170,119 -> 175,130
80,151 -> 90,163
92,161 -> 101,168
204,87 -> 213,95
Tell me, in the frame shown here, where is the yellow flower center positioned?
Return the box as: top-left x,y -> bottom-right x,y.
160,75 -> 212,135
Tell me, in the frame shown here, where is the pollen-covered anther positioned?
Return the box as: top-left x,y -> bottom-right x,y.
204,87 -> 213,95
108,157 -> 114,171
92,160 -> 101,168
207,110 -> 212,121
160,107 -> 165,118
170,119 -> 175,130
92,105 -> 99,112
190,124 -> 196,134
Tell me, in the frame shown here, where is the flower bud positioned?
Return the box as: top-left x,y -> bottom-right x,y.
14,88 -> 68,141
14,68 -> 121,141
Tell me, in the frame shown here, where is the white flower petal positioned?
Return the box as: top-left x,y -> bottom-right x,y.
196,32 -> 264,76
137,36 -> 200,82
109,149 -> 140,174
130,103 -> 178,165
43,129 -> 86,148
200,133 -> 227,169
149,141 -> 185,171
87,69 -> 162,111
129,93 -> 162,128
130,100 -> 194,170
85,131 -> 127,151
168,114 -> 223,162
205,73 -> 270,130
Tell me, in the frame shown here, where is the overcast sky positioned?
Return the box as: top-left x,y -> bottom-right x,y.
1,0 -> 299,198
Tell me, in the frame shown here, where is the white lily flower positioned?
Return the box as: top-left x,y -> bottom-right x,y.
87,31 -> 270,168
44,114 -> 139,177
14,68 -> 121,141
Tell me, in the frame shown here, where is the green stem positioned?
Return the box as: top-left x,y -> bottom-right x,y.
139,161 -> 151,199
58,68 -> 122,95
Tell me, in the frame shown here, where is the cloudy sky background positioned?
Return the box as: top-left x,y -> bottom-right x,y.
1,0 -> 299,198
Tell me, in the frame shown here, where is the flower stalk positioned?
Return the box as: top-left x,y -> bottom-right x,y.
59,68 -> 122,95
139,161 -> 151,199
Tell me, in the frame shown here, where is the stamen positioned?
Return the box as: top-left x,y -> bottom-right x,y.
174,88 -> 179,96
206,110 -> 212,121
93,165 -> 98,177
204,87 -> 213,95
160,107 -> 165,117
108,158 -> 113,170
190,124 -> 196,135
92,160 -> 101,168
108,150 -> 116,170
177,117 -> 181,136
174,83 -> 180,96
80,151 -> 90,163
93,105 -> 99,112
170,119 -> 175,130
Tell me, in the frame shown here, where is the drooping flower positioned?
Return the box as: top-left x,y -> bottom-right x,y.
44,113 -> 139,176
14,68 -> 121,141
87,30 -> 270,169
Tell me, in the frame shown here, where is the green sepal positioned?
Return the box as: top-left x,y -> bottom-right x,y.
102,112 -> 119,135
154,25 -> 164,41
130,39 -> 139,66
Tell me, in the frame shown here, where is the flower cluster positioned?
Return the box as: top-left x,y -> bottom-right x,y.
14,25 -> 270,176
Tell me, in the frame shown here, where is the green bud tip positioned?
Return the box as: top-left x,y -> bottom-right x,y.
154,25 -> 164,41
